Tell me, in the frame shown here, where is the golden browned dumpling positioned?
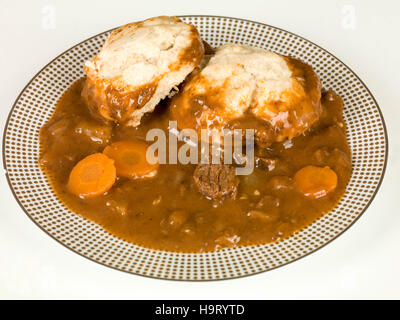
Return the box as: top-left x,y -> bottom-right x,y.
82,16 -> 204,126
170,43 -> 322,147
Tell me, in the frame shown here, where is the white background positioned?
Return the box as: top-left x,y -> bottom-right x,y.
0,0 -> 399,299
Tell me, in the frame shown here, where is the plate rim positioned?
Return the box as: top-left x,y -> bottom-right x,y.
2,15 -> 389,281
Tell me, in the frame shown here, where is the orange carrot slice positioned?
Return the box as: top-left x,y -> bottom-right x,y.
103,140 -> 159,179
293,165 -> 338,199
67,153 -> 116,198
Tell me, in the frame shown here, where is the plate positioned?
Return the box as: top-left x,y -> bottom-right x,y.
3,16 -> 388,280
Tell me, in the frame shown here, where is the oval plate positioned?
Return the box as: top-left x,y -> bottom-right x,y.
3,16 -> 388,280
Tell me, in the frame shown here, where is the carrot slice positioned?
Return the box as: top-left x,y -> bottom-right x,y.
67,153 -> 116,198
103,140 -> 159,179
293,165 -> 338,199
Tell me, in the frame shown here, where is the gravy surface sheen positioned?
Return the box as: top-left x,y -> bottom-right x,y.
39,78 -> 351,252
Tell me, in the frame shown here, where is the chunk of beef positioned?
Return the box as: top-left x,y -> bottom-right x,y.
193,164 -> 239,200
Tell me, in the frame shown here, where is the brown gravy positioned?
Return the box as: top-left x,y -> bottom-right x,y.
39,78 -> 351,252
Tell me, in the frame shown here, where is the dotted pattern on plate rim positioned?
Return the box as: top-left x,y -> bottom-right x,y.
3,16 -> 387,280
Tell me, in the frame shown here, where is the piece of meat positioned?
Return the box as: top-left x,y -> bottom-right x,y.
193,164 -> 239,200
